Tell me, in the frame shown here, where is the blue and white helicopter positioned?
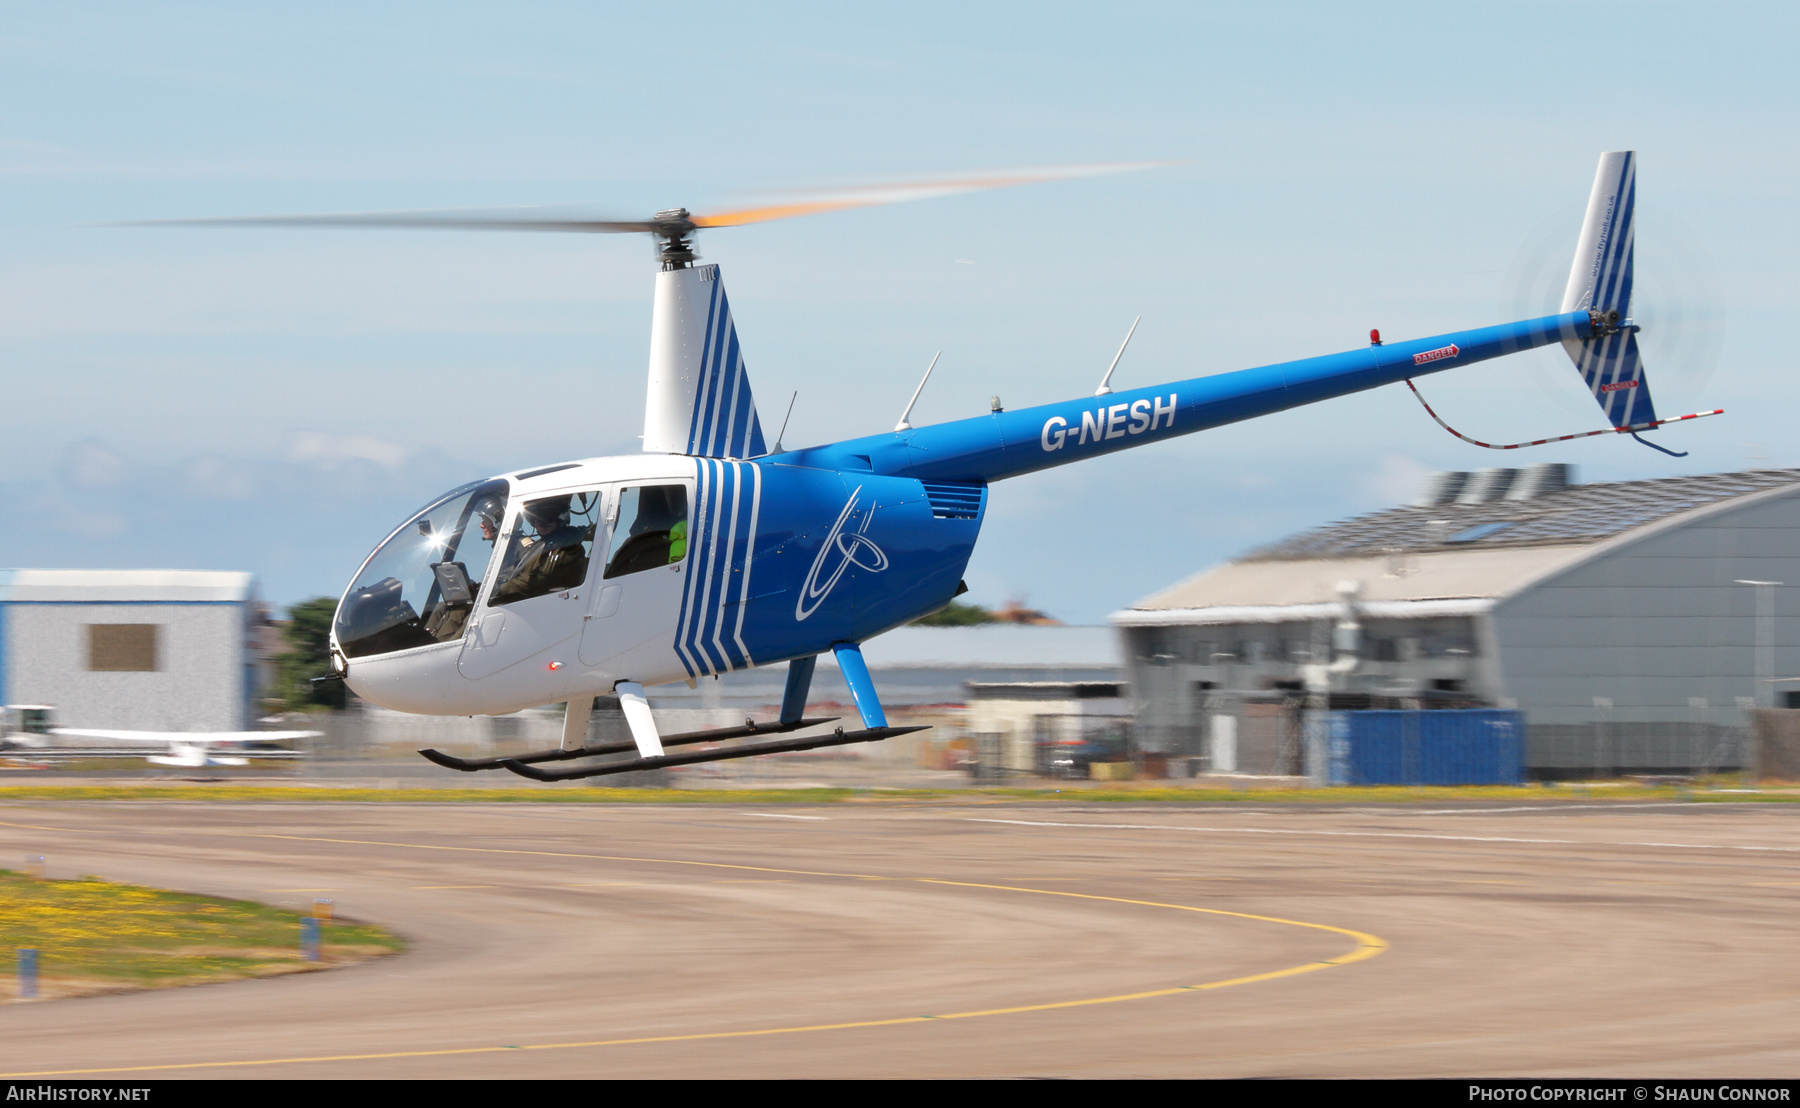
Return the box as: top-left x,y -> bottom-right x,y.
204,152 -> 1709,781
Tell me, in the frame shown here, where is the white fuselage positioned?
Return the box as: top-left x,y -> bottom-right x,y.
341,453 -> 697,716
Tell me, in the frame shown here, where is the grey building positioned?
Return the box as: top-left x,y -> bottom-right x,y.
1112,466 -> 1800,777
0,570 -> 263,732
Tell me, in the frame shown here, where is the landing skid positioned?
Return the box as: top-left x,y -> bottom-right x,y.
498,725 -> 928,782
418,717 -> 839,772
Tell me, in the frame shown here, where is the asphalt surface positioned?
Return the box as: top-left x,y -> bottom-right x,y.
3,798 -> 1800,1078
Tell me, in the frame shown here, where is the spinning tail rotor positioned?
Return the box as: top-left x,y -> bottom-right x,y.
1410,151 -> 1721,456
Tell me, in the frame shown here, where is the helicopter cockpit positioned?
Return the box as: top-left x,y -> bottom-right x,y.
334,478 -> 511,659
334,471 -> 693,670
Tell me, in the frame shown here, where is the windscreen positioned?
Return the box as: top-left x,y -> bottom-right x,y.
335,479 -> 508,659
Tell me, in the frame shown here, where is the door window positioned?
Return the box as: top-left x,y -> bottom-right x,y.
488,490 -> 602,606
604,485 -> 688,579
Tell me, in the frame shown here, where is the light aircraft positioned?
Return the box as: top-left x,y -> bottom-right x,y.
16,726 -> 319,768
50,731 -> 319,768
143,153 -> 1716,781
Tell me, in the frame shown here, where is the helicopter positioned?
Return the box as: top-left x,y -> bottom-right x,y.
143,153 -> 1716,781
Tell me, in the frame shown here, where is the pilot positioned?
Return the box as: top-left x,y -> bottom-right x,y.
471,494 -> 506,546
424,493 -> 510,639
490,496 -> 590,604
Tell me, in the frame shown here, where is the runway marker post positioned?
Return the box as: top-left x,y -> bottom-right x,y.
17,949 -> 37,999
300,917 -> 320,962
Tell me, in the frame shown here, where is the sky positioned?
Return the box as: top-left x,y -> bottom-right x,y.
2,2 -> 1796,623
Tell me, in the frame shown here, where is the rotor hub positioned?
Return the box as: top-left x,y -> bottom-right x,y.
652,208 -> 698,269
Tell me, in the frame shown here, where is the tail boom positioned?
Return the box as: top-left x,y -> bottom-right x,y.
784,310 -> 1594,484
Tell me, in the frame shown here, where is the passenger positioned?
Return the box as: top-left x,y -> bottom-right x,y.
605,486 -> 689,577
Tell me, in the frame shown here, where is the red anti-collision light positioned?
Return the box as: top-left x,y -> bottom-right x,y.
1370,329 -> 1382,346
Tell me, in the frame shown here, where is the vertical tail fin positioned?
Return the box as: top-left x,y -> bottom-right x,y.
1561,151 -> 1657,428
642,264 -> 769,458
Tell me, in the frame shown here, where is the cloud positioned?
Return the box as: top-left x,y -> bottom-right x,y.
1362,454 -> 1431,505
287,431 -> 406,470
60,438 -> 129,490
182,455 -> 258,501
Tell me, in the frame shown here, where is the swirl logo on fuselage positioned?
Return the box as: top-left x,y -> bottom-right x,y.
795,486 -> 889,622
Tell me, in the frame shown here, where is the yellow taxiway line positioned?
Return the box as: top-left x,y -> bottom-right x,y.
0,819 -> 1386,1077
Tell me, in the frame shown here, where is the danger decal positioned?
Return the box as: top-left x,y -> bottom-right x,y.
1412,344 -> 1460,367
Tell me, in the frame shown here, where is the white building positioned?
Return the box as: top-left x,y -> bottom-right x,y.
1113,466 -> 1800,777
0,570 -> 262,732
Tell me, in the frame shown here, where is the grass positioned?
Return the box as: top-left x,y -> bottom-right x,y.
0,869 -> 404,1001
0,782 -> 1795,804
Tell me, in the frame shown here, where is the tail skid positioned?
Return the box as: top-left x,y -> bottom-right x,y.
1404,377 -> 1722,451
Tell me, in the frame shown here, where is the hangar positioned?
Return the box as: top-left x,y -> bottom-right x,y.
1113,465 -> 1800,777
0,569 -> 263,733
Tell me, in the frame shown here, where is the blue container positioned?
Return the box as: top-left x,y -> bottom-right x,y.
1326,709 -> 1524,786
300,916 -> 321,962
17,948 -> 37,1000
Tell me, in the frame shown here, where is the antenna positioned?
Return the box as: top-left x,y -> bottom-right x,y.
894,352 -> 941,433
771,391 -> 797,454
1094,315 -> 1141,396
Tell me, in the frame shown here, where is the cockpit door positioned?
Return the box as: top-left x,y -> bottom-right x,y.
578,480 -> 692,670
459,487 -> 604,681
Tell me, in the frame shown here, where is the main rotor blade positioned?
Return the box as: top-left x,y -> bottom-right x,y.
109,207 -> 658,233
110,162 -> 1169,236
690,160 -> 1169,228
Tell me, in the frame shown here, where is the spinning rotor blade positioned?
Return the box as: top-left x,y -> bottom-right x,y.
111,207 -> 660,233
110,161 -> 1169,237
689,161 -> 1170,228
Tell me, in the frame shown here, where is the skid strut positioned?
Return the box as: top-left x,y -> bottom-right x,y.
429,645 -> 916,783
418,716 -> 838,772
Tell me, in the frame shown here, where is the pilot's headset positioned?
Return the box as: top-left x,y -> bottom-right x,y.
523,496 -> 572,534
470,494 -> 506,539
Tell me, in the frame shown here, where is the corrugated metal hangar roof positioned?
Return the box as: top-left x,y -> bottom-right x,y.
1119,467 -> 1800,621
1246,468 -> 1800,562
